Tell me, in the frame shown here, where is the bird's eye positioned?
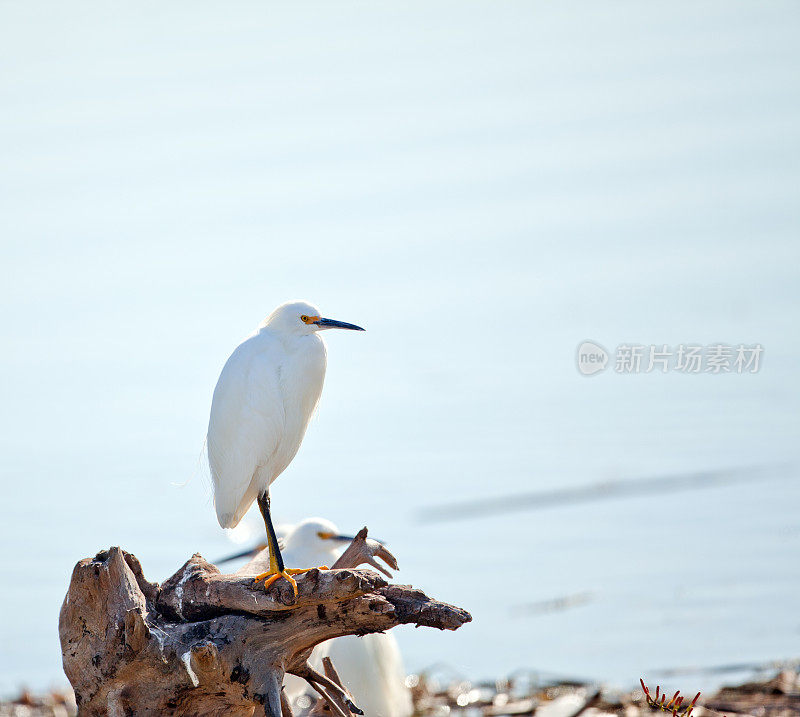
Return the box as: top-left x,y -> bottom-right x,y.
301,315 -> 309,323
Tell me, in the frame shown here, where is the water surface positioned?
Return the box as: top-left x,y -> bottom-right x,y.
1,0 -> 799,696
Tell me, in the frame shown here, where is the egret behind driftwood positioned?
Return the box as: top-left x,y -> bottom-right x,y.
206,301 -> 364,595
278,519 -> 414,717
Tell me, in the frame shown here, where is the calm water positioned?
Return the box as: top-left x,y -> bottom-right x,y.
1,0 -> 799,697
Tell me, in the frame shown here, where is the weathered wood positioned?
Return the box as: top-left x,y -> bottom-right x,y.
331,527 -> 399,578
308,658 -> 354,716
59,530 -> 470,716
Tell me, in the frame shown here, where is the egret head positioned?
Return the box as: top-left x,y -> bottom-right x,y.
265,301 -> 365,335
283,517 -> 356,552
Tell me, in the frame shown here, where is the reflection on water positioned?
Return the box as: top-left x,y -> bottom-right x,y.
1,0 -> 799,696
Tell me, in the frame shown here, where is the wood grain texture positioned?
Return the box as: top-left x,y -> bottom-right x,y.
59,530 -> 470,716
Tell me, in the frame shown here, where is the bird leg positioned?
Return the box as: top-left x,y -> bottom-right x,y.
252,492 -> 298,596
252,493 -> 329,598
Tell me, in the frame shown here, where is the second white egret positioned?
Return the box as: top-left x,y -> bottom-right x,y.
279,519 -> 414,717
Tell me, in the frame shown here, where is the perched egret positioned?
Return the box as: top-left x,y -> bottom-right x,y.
207,301 -> 364,595
279,519 -> 414,717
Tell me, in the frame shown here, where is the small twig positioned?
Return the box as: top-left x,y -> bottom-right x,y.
321,658 -> 363,715
332,527 -> 398,578
308,681 -> 349,717
301,662 -> 362,716
280,689 -> 294,717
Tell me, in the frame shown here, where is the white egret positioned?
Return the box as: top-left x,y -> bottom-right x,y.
207,301 -> 364,595
279,519 -> 414,717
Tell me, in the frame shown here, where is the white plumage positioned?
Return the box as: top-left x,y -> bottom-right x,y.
280,519 -> 414,717
324,635 -> 412,717
207,301 -> 362,531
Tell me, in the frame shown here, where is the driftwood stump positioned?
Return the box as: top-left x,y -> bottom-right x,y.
59,529 -> 471,716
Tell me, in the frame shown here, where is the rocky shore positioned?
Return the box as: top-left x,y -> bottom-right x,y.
3,668 -> 798,716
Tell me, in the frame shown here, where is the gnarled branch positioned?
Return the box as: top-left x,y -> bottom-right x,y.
59,530 -> 470,716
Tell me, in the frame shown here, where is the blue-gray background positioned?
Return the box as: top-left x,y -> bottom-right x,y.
1,0 -> 799,696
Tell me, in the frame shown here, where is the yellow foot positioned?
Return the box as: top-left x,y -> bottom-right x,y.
252,566 -> 330,597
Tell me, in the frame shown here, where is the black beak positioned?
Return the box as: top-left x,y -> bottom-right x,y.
331,533 -> 358,543
330,533 -> 386,544
315,317 -> 365,331
214,543 -> 267,565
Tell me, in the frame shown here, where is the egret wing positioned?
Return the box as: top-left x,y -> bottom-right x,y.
207,333 -> 286,528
